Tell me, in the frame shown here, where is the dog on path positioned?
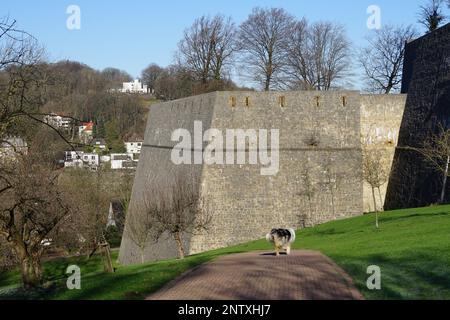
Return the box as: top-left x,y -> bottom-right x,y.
266,228 -> 296,256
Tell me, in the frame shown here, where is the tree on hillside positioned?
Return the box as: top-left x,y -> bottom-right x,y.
152,175 -> 213,259
418,0 -> 447,32
153,65 -> 195,100
359,24 -> 417,94
362,147 -> 389,228
0,17 -> 49,144
413,124 -> 450,204
126,197 -> 155,264
61,168 -> 115,273
0,152 -> 71,287
285,20 -> 352,91
177,15 -> 236,84
141,64 -> 164,94
105,120 -> 126,153
237,7 -> 295,91
296,166 -> 316,227
322,155 -> 340,220
101,67 -> 132,90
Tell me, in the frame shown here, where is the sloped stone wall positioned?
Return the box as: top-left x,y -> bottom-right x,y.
120,90 -> 406,265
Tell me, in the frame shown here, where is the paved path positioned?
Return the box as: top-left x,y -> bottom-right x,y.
148,251 -> 363,300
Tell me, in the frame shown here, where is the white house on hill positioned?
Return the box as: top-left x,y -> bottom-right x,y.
110,153 -> 138,170
120,79 -> 148,94
64,151 -> 99,169
44,113 -> 73,129
125,141 -> 143,154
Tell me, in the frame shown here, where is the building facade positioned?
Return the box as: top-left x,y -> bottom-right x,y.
44,113 -> 72,129
110,153 -> 138,170
120,80 -> 148,94
64,151 -> 99,169
125,141 -> 143,155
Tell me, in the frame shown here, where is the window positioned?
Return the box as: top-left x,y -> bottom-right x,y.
229,96 -> 236,107
279,96 -> 286,108
315,96 -> 320,108
245,97 -> 250,107
342,96 -> 347,107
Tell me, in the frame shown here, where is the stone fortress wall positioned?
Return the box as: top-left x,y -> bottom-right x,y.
119,91 -> 406,265
360,95 -> 407,213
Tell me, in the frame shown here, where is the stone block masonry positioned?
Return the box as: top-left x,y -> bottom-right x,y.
119,91 -> 406,265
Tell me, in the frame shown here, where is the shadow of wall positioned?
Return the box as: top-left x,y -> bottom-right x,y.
385,23 -> 450,210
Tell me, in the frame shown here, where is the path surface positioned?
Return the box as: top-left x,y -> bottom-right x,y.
148,251 -> 363,300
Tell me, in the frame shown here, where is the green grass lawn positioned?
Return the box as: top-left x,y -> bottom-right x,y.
1,205 -> 450,300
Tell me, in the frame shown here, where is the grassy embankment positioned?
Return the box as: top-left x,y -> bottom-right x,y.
1,205 -> 450,300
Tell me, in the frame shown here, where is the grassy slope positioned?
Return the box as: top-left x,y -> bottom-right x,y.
1,205 -> 450,300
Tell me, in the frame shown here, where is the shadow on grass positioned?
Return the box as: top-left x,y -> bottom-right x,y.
329,248 -> 450,300
380,211 -> 450,224
312,228 -> 349,237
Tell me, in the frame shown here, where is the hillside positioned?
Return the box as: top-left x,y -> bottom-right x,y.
1,205 -> 449,300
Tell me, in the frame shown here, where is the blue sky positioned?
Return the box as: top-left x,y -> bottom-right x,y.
1,0 -> 444,83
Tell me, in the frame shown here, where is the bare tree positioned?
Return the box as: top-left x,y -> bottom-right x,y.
412,124 -> 450,204
296,166 -> 316,227
359,25 -> 417,94
153,175 -> 212,259
285,19 -> 314,90
141,64 -> 164,94
322,157 -> 338,220
362,147 -> 389,228
418,0 -> 447,32
154,65 -> 195,101
126,197 -> 155,264
237,7 -> 295,91
61,168 -> 115,273
0,152 -> 70,288
0,17 -> 45,142
177,15 -> 236,84
0,17 -> 82,152
101,67 -> 132,90
286,21 -> 352,91
117,172 -> 134,215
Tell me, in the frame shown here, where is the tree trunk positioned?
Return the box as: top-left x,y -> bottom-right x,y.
13,242 -> 43,288
377,187 -> 384,212
173,232 -> 185,259
440,156 -> 450,204
371,187 -> 378,213
375,211 -> 379,229
265,78 -> 270,92
329,185 -> 336,219
140,248 -> 145,264
20,255 -> 43,288
101,242 -> 114,273
372,187 -> 379,229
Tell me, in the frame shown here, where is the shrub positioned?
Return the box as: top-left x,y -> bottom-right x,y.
105,226 -> 122,249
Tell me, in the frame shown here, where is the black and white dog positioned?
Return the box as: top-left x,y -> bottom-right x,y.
266,229 -> 296,256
